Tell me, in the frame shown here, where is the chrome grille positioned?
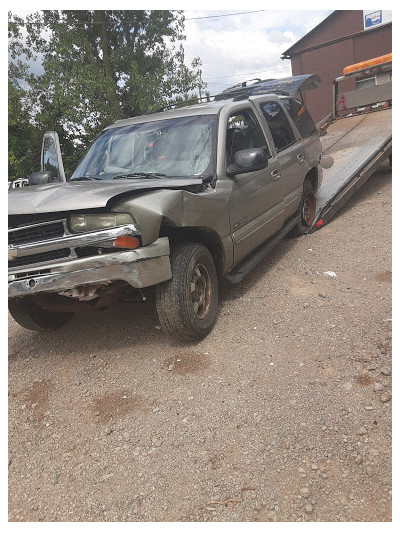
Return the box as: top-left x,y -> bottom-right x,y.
8,220 -> 66,246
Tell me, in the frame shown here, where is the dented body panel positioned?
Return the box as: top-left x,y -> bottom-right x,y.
8,238 -> 171,298
8,177 -> 206,216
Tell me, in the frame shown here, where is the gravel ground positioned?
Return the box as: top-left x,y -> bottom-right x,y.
8,162 -> 392,522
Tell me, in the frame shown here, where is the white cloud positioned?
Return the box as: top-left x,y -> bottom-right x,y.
183,9 -> 332,94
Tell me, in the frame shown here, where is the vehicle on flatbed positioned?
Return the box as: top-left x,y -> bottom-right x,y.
8,74 -> 330,341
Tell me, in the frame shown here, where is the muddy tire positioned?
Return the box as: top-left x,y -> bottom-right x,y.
8,297 -> 73,332
290,179 -> 316,236
155,242 -> 218,341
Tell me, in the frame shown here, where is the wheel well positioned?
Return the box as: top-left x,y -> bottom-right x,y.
160,226 -> 224,276
305,167 -> 318,192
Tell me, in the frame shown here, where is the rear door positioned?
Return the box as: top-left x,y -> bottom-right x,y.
224,106 -> 285,264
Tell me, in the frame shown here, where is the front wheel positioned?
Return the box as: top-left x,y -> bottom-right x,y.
155,242 -> 218,341
290,179 -> 316,236
8,297 -> 73,331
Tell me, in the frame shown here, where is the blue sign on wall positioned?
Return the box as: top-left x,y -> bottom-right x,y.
365,10 -> 383,28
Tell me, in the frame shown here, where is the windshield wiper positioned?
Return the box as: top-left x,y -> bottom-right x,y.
113,172 -> 167,180
70,176 -> 102,181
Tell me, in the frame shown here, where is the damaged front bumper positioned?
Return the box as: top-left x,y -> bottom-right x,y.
8,237 -> 172,299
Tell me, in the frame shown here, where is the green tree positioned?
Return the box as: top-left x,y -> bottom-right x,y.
8,80 -> 42,180
8,10 -> 205,175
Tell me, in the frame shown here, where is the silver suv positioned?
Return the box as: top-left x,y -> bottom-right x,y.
8,75 -> 327,341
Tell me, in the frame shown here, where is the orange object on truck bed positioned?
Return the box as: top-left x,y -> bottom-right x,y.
343,53 -> 392,75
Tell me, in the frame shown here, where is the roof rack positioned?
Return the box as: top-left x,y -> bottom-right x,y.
133,74 -> 321,116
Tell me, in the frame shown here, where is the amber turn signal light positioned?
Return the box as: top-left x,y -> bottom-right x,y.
113,236 -> 140,248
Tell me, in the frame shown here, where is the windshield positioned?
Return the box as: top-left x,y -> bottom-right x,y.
71,115 -> 216,180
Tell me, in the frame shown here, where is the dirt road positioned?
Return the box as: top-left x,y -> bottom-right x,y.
8,162 -> 392,522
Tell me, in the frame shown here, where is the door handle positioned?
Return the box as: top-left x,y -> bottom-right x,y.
297,154 -> 305,164
271,169 -> 281,181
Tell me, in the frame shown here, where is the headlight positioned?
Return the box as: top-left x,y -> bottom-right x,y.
69,213 -> 136,233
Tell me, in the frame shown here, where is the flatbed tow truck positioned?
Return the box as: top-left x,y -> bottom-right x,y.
310,54 -> 392,231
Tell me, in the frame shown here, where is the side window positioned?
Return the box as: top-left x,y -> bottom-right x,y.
226,109 -> 270,167
260,101 -> 296,152
281,98 -> 317,138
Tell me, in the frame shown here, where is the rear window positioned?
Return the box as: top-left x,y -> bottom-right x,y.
281,98 -> 317,138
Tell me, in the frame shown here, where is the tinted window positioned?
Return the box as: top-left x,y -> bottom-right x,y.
260,101 -> 296,151
226,109 -> 269,167
281,98 -> 317,138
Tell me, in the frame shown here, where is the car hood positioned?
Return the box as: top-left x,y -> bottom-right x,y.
8,177 -> 205,215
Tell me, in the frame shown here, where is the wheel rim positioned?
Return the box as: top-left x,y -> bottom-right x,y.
190,263 -> 211,319
302,191 -> 316,226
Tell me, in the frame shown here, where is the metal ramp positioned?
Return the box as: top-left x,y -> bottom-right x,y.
311,108 -> 392,231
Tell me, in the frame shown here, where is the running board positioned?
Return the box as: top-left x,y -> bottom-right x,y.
224,214 -> 300,284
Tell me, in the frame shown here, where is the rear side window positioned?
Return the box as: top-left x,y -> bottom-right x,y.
281,98 -> 317,138
260,101 -> 296,152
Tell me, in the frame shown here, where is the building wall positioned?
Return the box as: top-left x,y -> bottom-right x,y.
286,11 -> 392,122
291,11 -> 363,51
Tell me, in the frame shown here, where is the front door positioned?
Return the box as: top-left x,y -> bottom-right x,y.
226,107 -> 285,265
41,131 -> 66,182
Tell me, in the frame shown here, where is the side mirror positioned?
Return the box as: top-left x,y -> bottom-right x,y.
227,148 -> 268,177
28,171 -> 56,185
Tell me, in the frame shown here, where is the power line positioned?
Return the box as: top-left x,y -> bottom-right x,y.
185,10 -> 266,21
203,66 -> 289,80
34,10 -> 267,24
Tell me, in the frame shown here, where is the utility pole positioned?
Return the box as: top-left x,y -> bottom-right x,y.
198,68 -> 202,103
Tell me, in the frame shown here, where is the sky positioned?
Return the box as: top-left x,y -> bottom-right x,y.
182,9 -> 333,96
